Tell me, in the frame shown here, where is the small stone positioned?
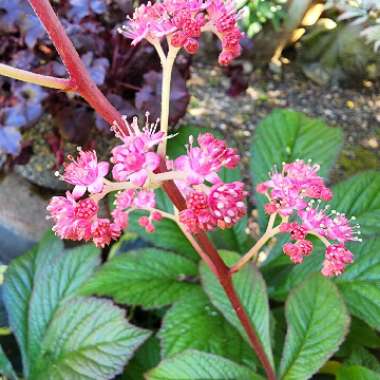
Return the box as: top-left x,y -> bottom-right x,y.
0,173 -> 50,263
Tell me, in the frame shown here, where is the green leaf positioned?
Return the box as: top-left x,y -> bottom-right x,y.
123,336 -> 161,380
200,251 -> 274,367
128,213 -> 198,262
146,350 -> 262,380
336,365 -> 380,380
158,288 -> 256,369
345,347 -> 380,374
2,233 -> 100,376
250,109 -> 343,228
31,297 -> 150,380
0,344 -> 17,380
338,318 -> 380,357
335,237 -> 380,331
327,171 -> 380,237
279,274 -> 350,380
81,248 -> 199,308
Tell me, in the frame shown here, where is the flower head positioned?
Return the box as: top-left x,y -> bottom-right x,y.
179,181 -> 246,233
111,115 -> 164,186
283,240 -> 313,264
119,2 -> 176,45
257,160 -> 333,217
208,182 -> 247,228
63,149 -> 109,198
47,192 -> 97,241
205,0 -> 243,65
92,218 -> 121,248
175,133 -> 239,185
258,160 -> 361,276
322,244 -> 354,277
120,0 -> 243,65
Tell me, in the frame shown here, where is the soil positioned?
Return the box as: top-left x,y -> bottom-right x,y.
180,61 -> 380,184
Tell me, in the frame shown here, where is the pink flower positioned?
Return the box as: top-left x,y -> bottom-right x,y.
208,181 -> 247,229
111,116 -> 164,186
174,133 -> 239,185
47,193 -> 97,241
120,0 -> 243,65
322,244 -> 353,277
283,239 -> 313,264
205,0 -> 243,65
63,150 -> 109,198
134,190 -> 156,209
115,189 -> 136,210
112,208 -> 129,230
179,191 -> 217,233
298,207 -> 330,236
257,160 -> 335,217
325,214 -> 356,243
179,181 -> 247,232
119,2 -> 176,45
280,222 -> 307,241
92,218 -> 121,248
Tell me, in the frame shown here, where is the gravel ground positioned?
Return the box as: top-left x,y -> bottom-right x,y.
180,61 -> 380,184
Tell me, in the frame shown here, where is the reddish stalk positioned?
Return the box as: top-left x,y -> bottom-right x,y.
25,1 -> 276,378
196,233 -> 276,380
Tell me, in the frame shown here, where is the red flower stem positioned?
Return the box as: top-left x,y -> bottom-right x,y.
26,2 -> 276,378
195,233 -> 276,380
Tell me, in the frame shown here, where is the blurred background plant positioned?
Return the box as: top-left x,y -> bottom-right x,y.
0,0 -> 191,162
239,0 -> 287,37
326,0 -> 380,51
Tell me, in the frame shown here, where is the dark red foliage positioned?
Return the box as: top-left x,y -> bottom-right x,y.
0,0 -> 191,157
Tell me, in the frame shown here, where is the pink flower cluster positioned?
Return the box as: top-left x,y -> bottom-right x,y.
120,0 -> 244,65
174,133 -> 247,233
47,116 -> 247,246
48,117 -> 165,248
257,160 -> 360,276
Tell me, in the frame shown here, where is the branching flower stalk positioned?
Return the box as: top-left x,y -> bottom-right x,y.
0,63 -> 74,91
0,1 -> 361,379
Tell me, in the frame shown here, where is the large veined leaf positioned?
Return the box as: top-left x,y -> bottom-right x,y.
81,248 -> 199,308
200,251 -> 274,367
345,346 -> 380,374
2,233 -> 99,376
250,109 -> 343,229
0,344 -> 17,380
339,317 -> 380,356
3,233 -> 150,379
146,350 -> 263,380
279,275 -> 350,380
158,288 -> 256,368
326,171 -> 380,237
30,297 -> 150,380
336,365 -> 380,380
335,237 -> 380,331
